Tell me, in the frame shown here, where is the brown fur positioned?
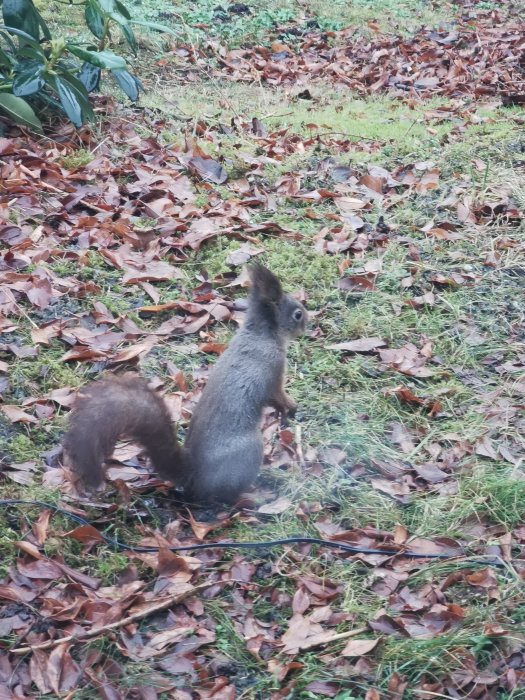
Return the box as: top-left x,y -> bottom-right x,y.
63,376 -> 188,489
63,264 -> 308,503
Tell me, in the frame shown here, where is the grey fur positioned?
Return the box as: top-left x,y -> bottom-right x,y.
183,263 -> 307,502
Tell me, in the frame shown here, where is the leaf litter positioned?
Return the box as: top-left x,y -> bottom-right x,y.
1,1 -> 525,697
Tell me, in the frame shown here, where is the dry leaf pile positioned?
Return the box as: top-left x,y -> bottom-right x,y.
207,4 -> 525,102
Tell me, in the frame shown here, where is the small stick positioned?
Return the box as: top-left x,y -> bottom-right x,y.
260,111 -> 294,120
11,583 -> 211,655
90,136 -> 111,155
3,287 -> 38,328
297,626 -> 368,651
313,131 -> 377,142
295,423 -> 306,469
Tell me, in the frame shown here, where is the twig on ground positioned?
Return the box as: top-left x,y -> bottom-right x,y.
298,626 -> 368,651
2,288 -> 38,329
12,583 -> 211,655
295,424 -> 306,469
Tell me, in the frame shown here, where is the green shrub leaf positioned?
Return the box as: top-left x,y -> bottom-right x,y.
77,62 -> 101,93
0,92 -> 43,132
67,45 -> 127,70
117,21 -> 137,53
3,0 -> 39,38
46,73 -> 83,126
0,0 -> 152,128
0,25 -> 46,54
13,62 -> 45,96
1,0 -> 50,41
58,72 -> 96,121
114,0 -> 131,20
111,68 -> 140,102
0,46 -> 15,70
85,0 -> 105,39
107,2 -> 138,54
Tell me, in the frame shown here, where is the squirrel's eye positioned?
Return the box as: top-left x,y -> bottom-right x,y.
293,309 -> 303,321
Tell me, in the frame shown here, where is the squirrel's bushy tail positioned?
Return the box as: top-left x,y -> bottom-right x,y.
63,376 -> 187,488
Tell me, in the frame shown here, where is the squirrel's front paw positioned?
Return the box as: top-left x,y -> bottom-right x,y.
279,397 -> 297,427
271,392 -> 297,422
282,391 -> 297,416
285,401 -> 297,419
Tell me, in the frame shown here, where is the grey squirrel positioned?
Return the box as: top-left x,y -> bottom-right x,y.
63,263 -> 308,503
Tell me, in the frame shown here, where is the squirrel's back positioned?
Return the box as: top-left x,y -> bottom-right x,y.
183,332 -> 282,501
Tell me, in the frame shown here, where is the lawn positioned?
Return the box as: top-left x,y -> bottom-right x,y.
0,0 -> 524,697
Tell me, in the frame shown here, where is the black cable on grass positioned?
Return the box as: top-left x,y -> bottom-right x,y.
0,499 -> 513,568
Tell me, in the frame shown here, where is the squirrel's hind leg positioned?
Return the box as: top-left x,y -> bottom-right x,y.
184,436 -> 263,504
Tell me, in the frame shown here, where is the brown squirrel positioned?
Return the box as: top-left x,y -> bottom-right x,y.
63,263 -> 308,503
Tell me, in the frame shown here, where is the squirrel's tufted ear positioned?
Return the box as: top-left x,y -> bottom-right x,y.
249,262 -> 282,304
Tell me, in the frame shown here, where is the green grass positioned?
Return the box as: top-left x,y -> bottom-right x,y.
61,149 -> 94,170
124,0 -> 456,43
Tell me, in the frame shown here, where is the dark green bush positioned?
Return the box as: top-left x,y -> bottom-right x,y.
0,0 -> 173,131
